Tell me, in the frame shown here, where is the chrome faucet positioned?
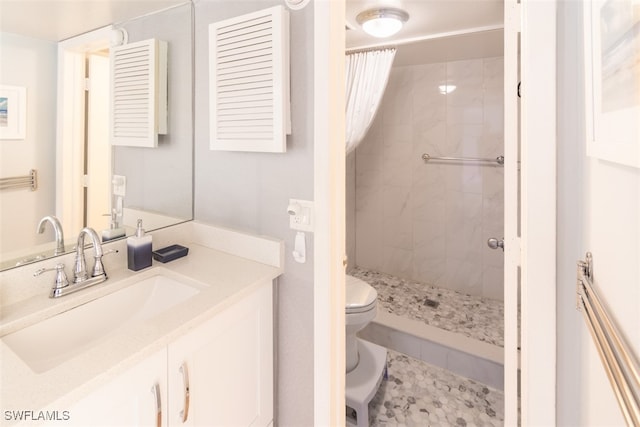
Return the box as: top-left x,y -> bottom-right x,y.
37,215 -> 65,255
35,227 -> 115,298
34,263 -> 70,298
74,227 -> 106,283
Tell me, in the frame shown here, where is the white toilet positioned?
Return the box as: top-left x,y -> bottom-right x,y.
345,275 -> 387,427
345,275 -> 378,372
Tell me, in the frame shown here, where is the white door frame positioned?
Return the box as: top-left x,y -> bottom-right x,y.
503,1 -> 521,424
86,54 -> 111,232
56,26 -> 112,236
519,0 -> 558,424
313,0 -> 558,424
313,0 -> 346,425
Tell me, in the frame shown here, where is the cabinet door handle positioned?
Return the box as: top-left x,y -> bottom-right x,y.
179,363 -> 190,423
151,383 -> 162,427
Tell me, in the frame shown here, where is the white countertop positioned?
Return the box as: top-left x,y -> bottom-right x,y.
0,223 -> 283,425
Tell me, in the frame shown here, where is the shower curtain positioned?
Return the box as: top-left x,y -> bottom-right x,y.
345,48 -> 396,154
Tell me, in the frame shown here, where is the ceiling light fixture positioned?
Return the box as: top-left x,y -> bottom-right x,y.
356,8 -> 409,38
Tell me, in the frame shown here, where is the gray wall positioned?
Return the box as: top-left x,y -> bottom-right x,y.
0,32 -> 57,253
193,1 -> 315,425
556,1 -> 584,423
114,3 -> 193,220
556,1 -> 587,425
557,0 -> 640,423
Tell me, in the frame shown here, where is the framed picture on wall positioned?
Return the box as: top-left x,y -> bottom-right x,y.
0,85 -> 26,140
584,0 -> 640,168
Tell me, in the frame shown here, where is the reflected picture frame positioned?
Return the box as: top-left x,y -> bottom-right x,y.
584,0 -> 640,168
0,85 -> 26,140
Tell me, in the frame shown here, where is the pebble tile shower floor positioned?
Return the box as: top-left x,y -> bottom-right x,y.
348,267 -> 505,426
349,267 -> 504,347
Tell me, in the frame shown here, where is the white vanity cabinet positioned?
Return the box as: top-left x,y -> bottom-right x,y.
167,282 -> 273,426
66,350 -> 167,426
67,281 -> 273,427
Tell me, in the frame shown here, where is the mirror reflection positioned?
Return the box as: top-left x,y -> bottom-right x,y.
0,1 -> 193,271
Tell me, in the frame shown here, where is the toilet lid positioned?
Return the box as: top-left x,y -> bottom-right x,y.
345,275 -> 377,313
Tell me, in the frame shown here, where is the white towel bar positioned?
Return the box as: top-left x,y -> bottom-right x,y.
0,169 -> 37,191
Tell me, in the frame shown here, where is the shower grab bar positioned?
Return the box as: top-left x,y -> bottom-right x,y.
576,252 -> 640,426
421,153 -> 504,165
0,169 -> 38,191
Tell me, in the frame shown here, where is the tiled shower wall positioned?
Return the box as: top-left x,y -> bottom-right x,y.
346,56 -> 505,300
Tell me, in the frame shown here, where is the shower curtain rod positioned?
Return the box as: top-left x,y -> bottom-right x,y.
345,25 -> 504,54
345,45 -> 397,54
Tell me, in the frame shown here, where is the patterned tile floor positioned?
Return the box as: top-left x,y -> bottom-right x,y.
349,267 -> 504,347
347,267 -> 506,426
360,349 -> 505,427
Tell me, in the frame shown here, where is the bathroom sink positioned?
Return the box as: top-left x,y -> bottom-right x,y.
2,274 -> 205,374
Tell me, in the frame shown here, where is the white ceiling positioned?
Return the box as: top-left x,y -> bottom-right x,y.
0,0 -> 186,41
346,0 -> 504,66
0,0 -> 505,64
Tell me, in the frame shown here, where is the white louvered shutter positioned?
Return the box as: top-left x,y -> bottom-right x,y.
110,38 -> 167,148
209,6 -> 290,152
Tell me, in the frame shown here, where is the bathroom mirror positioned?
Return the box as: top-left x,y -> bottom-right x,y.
0,1 -> 193,271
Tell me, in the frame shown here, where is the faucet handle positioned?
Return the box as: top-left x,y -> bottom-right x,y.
34,263 -> 65,277
34,263 -> 70,297
92,249 -> 118,278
